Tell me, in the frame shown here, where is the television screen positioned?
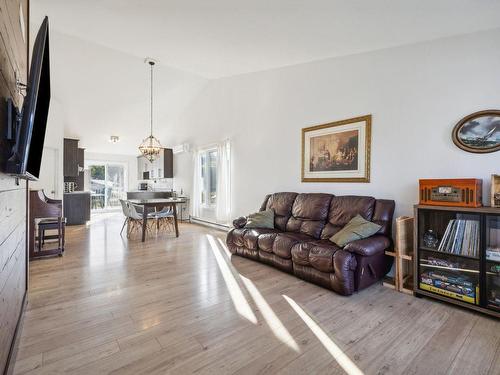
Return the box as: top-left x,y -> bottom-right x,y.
6,16 -> 50,180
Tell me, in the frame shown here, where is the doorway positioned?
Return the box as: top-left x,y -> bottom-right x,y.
86,161 -> 127,211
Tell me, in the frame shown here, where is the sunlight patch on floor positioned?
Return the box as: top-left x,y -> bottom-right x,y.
207,234 -> 257,324
283,295 -> 364,375
241,276 -> 300,352
216,237 -> 232,257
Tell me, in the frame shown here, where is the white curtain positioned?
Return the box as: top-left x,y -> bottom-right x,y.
215,139 -> 231,225
191,149 -> 202,219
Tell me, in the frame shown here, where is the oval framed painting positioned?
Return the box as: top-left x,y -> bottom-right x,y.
452,110 -> 500,153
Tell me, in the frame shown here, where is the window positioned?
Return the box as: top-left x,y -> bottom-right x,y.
192,140 -> 231,224
87,161 -> 127,211
200,149 -> 218,207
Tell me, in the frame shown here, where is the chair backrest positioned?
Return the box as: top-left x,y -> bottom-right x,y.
127,203 -> 144,220
119,199 -> 129,217
159,206 -> 173,214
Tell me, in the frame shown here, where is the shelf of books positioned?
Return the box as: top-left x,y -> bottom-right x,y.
415,206 -> 500,318
486,215 -> 500,311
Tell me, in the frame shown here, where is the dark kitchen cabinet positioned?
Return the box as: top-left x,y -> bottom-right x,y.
164,148 -> 173,178
63,138 -> 79,177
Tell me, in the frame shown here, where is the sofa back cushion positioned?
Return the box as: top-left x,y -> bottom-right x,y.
286,193 -> 333,239
321,196 -> 376,239
372,199 -> 395,237
264,192 -> 298,231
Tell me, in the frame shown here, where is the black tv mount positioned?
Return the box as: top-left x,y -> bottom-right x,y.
5,98 -> 21,144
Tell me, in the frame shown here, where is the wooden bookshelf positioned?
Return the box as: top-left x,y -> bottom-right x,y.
384,216 -> 414,294
414,205 -> 500,318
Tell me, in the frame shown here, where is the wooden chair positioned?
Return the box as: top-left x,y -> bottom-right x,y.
29,190 -> 65,259
38,217 -> 66,255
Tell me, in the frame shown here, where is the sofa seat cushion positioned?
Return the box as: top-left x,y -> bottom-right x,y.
273,232 -> 314,259
309,240 -> 342,273
291,241 -> 315,266
291,240 -> 342,273
258,232 -> 280,253
243,228 -> 280,250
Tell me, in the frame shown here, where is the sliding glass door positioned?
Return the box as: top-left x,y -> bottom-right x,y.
88,161 -> 127,211
192,140 -> 231,225
201,149 -> 218,209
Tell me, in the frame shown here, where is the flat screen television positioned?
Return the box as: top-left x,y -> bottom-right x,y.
6,16 -> 50,180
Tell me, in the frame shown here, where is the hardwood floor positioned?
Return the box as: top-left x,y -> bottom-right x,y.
12,213 -> 500,374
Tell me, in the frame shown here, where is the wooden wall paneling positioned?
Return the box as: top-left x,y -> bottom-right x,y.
0,0 -> 28,374
0,179 -> 27,374
0,0 -> 26,105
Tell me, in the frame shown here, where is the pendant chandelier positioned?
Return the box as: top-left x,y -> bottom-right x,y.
139,59 -> 163,162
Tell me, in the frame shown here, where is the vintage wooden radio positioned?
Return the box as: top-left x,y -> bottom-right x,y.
419,179 -> 482,207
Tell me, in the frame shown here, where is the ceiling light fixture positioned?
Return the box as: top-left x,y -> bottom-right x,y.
139,58 -> 162,162
109,135 -> 120,143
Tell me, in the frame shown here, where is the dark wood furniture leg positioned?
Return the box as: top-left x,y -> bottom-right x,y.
38,225 -> 42,253
173,203 -> 179,237
62,219 -> 65,252
142,206 -> 147,242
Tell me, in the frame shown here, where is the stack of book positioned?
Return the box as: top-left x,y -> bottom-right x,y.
436,219 -> 479,258
486,247 -> 500,262
420,270 -> 477,304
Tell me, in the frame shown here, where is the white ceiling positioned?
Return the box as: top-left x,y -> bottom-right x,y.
39,30 -> 207,155
32,0 -> 500,79
29,0 -> 500,155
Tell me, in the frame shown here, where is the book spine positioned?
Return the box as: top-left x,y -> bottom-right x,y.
420,283 -> 476,304
445,220 -> 456,253
438,220 -> 453,252
449,220 -> 459,253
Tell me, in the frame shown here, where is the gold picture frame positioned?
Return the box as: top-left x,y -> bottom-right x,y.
301,115 -> 371,182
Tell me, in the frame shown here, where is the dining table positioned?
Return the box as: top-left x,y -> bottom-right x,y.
127,198 -> 186,242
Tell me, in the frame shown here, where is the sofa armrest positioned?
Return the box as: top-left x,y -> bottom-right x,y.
233,216 -> 247,229
343,235 -> 391,257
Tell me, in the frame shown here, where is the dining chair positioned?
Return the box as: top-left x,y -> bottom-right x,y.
152,206 -> 175,233
119,199 -> 129,235
126,202 -> 156,238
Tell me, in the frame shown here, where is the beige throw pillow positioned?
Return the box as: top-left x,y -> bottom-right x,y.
330,214 -> 381,247
244,209 -> 275,229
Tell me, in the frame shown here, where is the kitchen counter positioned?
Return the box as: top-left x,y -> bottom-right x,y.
63,191 -> 91,225
126,191 -> 172,200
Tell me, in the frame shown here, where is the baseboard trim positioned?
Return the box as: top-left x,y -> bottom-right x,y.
190,217 -> 230,231
4,291 -> 27,375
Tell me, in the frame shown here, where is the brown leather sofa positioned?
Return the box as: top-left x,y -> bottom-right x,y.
226,193 -> 395,295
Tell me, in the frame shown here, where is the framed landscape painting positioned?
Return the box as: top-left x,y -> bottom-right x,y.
452,110 -> 500,153
301,115 -> 371,182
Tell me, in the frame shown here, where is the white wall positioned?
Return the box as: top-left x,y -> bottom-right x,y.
175,28 -> 500,219
45,29 -> 208,156
172,151 -> 193,197
29,98 -> 65,198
